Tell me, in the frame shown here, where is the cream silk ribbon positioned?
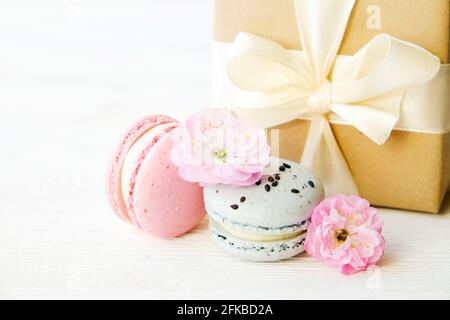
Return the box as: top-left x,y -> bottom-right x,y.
222,0 -> 442,196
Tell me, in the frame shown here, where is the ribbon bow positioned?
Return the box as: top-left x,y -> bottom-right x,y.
225,0 -> 440,196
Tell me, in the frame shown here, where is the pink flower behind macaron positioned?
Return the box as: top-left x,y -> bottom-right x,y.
305,194 -> 385,275
171,109 -> 270,187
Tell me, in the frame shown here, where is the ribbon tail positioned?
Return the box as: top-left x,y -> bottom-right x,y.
301,116 -> 359,196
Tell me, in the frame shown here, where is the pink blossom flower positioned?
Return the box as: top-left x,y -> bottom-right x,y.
305,194 -> 385,275
171,109 -> 270,187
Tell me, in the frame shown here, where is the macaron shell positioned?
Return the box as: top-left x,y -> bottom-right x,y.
107,115 -> 176,223
132,131 -> 206,238
121,122 -> 179,227
204,158 -> 324,234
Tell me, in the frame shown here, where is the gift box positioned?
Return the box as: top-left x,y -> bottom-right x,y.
212,0 -> 450,213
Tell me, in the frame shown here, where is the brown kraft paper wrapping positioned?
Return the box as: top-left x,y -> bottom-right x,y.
213,0 -> 450,213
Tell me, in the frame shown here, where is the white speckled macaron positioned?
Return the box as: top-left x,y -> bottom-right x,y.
204,158 -> 324,262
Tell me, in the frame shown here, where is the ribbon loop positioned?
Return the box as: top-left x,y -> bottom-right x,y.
226,33 -> 311,92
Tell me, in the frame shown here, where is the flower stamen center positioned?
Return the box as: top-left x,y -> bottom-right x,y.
213,149 -> 228,162
335,229 -> 349,243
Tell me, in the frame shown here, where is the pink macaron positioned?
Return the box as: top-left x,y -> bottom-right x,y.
107,115 -> 206,238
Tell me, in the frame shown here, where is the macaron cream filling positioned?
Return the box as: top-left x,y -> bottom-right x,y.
209,211 -> 309,242
215,221 -> 306,242
121,122 -> 178,213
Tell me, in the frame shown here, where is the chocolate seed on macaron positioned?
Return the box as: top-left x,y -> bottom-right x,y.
268,176 -> 274,182
274,174 -> 281,180
291,189 -> 300,194
271,181 -> 278,187
265,184 -> 271,192
308,181 -> 315,188
231,204 -> 239,210
279,166 -> 286,172
283,163 -> 291,169
255,180 -> 262,186
240,196 -> 246,203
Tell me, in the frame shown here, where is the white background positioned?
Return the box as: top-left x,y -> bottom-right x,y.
1,0 -> 450,300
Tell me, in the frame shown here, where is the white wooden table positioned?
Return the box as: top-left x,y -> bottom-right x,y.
1,0 -> 449,300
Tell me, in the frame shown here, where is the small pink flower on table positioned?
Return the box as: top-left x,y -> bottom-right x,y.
305,194 -> 385,275
171,109 -> 270,187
